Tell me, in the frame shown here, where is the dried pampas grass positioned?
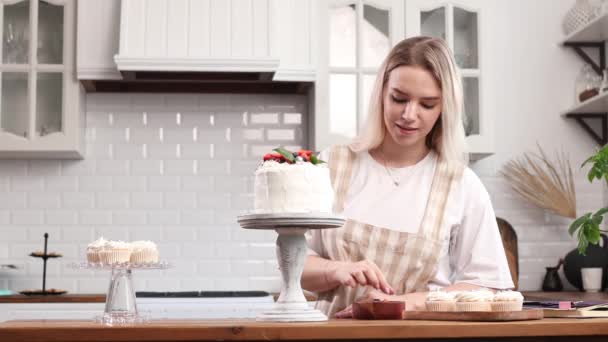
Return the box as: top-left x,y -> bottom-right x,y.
500,145 -> 576,219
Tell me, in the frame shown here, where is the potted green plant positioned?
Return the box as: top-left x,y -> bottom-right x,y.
565,145 -> 608,290
569,145 -> 608,255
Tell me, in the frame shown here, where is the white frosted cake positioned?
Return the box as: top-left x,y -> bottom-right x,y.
254,149 -> 334,214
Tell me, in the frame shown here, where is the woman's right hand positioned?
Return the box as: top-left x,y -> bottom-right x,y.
328,260 -> 395,295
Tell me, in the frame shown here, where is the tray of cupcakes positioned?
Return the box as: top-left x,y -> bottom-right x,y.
354,290 -> 542,321
71,237 -> 168,269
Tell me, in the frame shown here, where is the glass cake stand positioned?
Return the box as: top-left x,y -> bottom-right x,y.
70,261 -> 170,325
237,212 -> 345,322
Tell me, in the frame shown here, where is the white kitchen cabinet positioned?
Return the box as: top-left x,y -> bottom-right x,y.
313,0 -> 405,151
406,0 -> 491,158
0,0 -> 84,159
76,0 -> 121,80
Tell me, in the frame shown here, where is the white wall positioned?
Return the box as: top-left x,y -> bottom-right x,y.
0,93 -> 307,293
0,0 -> 604,293
471,0 -> 603,290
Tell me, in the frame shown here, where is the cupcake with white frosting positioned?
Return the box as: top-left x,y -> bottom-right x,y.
129,240 -> 159,264
99,240 -> 132,264
86,237 -> 108,263
491,290 -> 524,312
454,289 -> 494,312
425,290 -> 457,312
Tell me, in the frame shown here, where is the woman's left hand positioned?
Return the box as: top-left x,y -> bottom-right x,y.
334,289 -> 391,319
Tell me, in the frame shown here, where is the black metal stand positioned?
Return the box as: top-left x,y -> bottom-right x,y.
565,113 -> 608,146
25,233 -> 63,296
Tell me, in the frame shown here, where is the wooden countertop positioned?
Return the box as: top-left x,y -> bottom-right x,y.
2,318 -> 608,341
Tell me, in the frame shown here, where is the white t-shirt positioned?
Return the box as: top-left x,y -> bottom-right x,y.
309,149 -> 514,290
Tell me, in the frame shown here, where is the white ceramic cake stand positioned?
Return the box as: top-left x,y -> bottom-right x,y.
237,213 -> 344,322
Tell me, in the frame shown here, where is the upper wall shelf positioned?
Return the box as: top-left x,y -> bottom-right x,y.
562,13 -> 608,44
562,91 -> 608,115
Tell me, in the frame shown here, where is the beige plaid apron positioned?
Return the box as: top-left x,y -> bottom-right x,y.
309,145 -> 462,317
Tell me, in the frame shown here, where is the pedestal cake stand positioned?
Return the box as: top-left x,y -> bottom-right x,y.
71,262 -> 170,325
237,213 -> 344,322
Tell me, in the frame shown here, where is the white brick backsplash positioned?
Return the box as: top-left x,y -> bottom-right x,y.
231,261 -> 266,276
133,94 -> 165,109
180,176 -> 213,191
216,242 -> 249,259
198,194 -> 231,209
27,193 -> 60,209
180,277 -> 215,290
166,95 -> 200,110
131,192 -> 163,209
0,160 -> 27,176
144,176 -> 175,192
96,160 -> 129,176
214,210 -> 241,225
181,243 -> 215,258
0,193 -> 26,209
0,226 -> 27,241
250,113 -> 279,125
28,161 -> 61,176
181,144 -> 213,159
45,211 -> 78,225
79,176 -> 112,192
148,211 -> 180,225
160,225 -> 196,243
12,211 -> 44,225
213,277 -> 251,291
199,227 -> 231,242
230,161 -> 260,176
113,211 -> 147,225
249,243 -> 275,259
60,227 -> 95,242
197,160 -> 229,176
112,176 -> 147,192
231,194 -> 254,210
0,211 -> 8,224
180,210 -> 214,225
130,127 -> 161,143
0,177 -> 8,192
61,160 -> 96,176
249,277 -> 281,292
96,192 -> 129,209
165,261 -> 197,276
197,261 -> 233,276
146,112 -> 180,128
62,193 -> 95,210
196,129 -> 227,143
129,226 -> 163,241
0,243 -> 8,258
80,211 -> 112,225
164,128 -> 197,143
181,113 -> 213,128
45,176 -> 78,191
214,113 -> 245,128
214,176 -> 247,193
113,144 -> 145,160
164,160 -> 196,175
131,160 -> 163,176
283,113 -> 302,124
267,129 -> 296,141
113,112 -> 145,127
165,192 -> 197,209
147,144 -> 180,159
95,226 -> 130,241
10,176 -> 44,192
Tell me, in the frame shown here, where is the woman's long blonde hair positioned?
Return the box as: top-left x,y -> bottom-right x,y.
350,36 -> 468,169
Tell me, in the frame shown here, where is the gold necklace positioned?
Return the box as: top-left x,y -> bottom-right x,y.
378,149 -> 400,187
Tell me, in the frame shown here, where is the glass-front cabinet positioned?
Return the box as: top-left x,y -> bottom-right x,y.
0,0 -> 83,158
406,0 -> 491,158
315,0 -> 405,151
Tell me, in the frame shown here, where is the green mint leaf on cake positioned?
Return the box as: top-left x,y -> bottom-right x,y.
310,154 -> 326,165
273,147 -> 295,163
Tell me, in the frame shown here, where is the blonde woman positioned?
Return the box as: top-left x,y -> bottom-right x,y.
302,36 -> 513,318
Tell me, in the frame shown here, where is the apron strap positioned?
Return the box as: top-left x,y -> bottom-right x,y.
328,145 -> 355,213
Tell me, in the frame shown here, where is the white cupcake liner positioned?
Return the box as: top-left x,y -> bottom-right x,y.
425,301 -> 456,312
491,301 -> 523,312
99,249 -> 131,264
456,302 -> 491,312
86,250 -> 99,263
130,249 -> 159,264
